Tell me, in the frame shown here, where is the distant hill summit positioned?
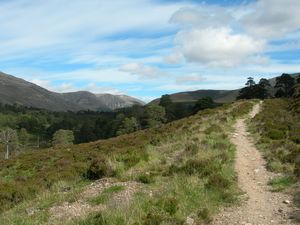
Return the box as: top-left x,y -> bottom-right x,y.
151,73 -> 300,104
0,72 -> 144,111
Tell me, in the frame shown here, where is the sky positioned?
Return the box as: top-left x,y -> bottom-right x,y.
0,0 -> 300,102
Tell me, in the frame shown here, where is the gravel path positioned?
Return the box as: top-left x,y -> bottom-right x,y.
211,103 -> 298,225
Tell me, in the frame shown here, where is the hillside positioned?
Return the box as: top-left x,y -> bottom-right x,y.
151,73 -> 300,104
0,100 -> 255,224
0,72 -> 144,112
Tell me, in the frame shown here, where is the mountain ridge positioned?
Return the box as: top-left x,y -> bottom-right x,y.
0,72 -> 144,111
151,73 -> 300,104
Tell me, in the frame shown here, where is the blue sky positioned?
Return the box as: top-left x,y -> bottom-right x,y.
0,0 -> 300,102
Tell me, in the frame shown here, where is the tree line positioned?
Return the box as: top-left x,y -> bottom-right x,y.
237,73 -> 300,100
0,96 -> 216,159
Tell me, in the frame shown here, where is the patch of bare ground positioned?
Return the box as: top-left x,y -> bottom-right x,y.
48,178 -> 139,224
211,103 -> 299,225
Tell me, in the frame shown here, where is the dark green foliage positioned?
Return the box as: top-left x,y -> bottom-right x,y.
75,213 -> 107,225
86,157 -> 115,180
159,94 -> 173,109
143,210 -> 183,225
137,173 -> 155,184
275,73 -> 295,97
237,77 -> 270,100
116,117 -> 139,135
197,207 -> 211,223
267,129 -> 285,140
142,197 -> 182,225
194,97 -> 215,112
52,129 -> 74,147
143,104 -> 166,128
245,77 -> 255,87
156,197 -> 178,216
206,173 -> 232,189
295,156 -> 300,177
159,94 -> 175,121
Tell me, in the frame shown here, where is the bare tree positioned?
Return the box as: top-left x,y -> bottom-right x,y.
0,128 -> 18,160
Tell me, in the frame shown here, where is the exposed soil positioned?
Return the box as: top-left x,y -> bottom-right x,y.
48,178 -> 139,224
211,103 -> 299,225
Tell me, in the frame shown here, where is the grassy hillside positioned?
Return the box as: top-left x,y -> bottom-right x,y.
249,98 -> 300,220
0,100 -> 255,224
250,99 -> 300,177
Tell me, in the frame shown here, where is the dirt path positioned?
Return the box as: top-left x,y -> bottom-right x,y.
211,103 -> 298,225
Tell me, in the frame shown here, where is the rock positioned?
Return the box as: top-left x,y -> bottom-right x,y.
186,216 -> 194,225
283,200 -> 291,204
241,222 -> 252,225
61,186 -> 71,192
278,208 -> 283,213
289,215 -> 295,219
25,207 -> 37,216
254,169 -> 260,173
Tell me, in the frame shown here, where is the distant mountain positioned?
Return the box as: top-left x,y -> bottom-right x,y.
62,92 -> 144,111
0,72 -> 144,111
151,73 -> 300,104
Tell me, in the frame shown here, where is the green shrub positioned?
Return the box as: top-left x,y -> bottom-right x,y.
206,173 -> 232,189
137,173 -> 155,184
184,143 -> 199,155
86,157 -> 115,180
168,157 -> 222,178
290,126 -> 300,144
116,150 -> 148,169
74,213 -> 107,225
197,207 -> 212,223
295,155 -> 300,177
204,124 -> 222,135
156,196 -> 178,216
142,209 -> 183,225
267,129 -> 285,140
267,160 -> 284,173
268,176 -> 295,192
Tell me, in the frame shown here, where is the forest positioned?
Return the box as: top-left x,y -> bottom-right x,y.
0,94 -> 217,159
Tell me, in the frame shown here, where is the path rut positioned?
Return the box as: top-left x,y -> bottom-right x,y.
211,103 -> 298,225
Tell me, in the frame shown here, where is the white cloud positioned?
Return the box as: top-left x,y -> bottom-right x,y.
176,74 -> 205,84
175,27 -> 265,67
242,0 -> 300,39
169,7 -> 233,28
0,0 -> 190,59
31,79 -> 125,94
119,63 -> 168,79
164,52 -> 183,64
30,79 -> 52,89
46,68 -> 137,83
85,83 -> 124,95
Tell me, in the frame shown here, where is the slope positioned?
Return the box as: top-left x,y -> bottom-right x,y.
0,72 -> 82,111
0,100 -> 255,224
